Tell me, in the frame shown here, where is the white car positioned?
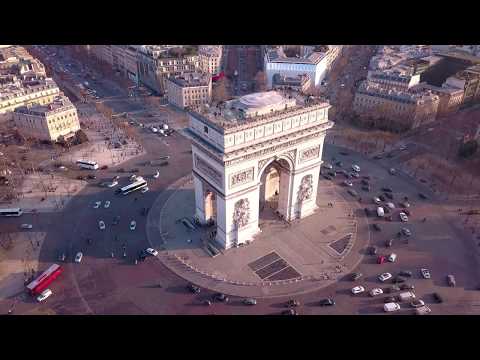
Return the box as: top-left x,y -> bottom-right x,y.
145,248 -> 158,256
373,197 -> 381,205
410,299 -> 425,308
351,286 -> 365,295
386,202 -> 395,209
36,289 -> 53,302
93,201 -> 101,209
352,164 -> 361,172
370,288 -> 384,297
130,220 -> 136,231
20,224 -> 33,229
153,171 -> 160,179
384,302 -> 401,312
389,168 -> 396,175
107,181 -> 118,188
421,268 -> 431,279
99,220 -> 106,230
377,207 -> 385,217
75,252 -> 83,263
401,228 -> 412,236
141,187 -> 149,193
388,253 -> 397,262
399,212 -> 409,222
378,272 -> 393,282
151,127 -> 158,133
104,200 -> 111,209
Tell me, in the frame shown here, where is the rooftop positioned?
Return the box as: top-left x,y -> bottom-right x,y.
357,81 -> 439,104
266,46 -> 327,65
167,72 -> 211,87
14,95 -> 75,116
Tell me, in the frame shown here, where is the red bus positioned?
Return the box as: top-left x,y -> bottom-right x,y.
212,71 -> 225,82
26,264 -> 63,295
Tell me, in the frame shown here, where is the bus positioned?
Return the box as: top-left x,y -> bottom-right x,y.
0,208 -> 23,217
76,160 -> 99,170
26,264 -> 63,295
119,177 -> 147,195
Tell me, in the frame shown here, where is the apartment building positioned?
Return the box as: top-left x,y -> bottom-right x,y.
165,72 -> 212,109
444,64 -> 480,104
13,95 -> 80,142
419,84 -> 464,117
0,46 -> 46,77
353,81 -> 440,130
366,70 -> 421,90
199,45 -> 223,75
0,77 -> 60,114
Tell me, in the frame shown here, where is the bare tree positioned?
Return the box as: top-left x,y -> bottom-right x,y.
212,77 -> 231,102
254,71 -> 267,92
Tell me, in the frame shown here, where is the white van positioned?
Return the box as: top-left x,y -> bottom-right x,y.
36,289 -> 53,302
377,207 -> 385,217
388,253 -> 397,262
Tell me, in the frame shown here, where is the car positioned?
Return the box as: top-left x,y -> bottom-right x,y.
377,255 -> 386,264
187,284 -> 201,294
352,164 -> 361,172
410,299 -> 425,308
93,201 -> 101,209
351,286 -> 365,294
384,192 -> 393,200
372,223 -> 381,231
36,289 -> 53,302
397,213 -> 408,223
389,168 -> 396,175
213,293 -> 229,303
361,179 -> 369,186
399,202 -> 410,208
104,200 -> 111,209
373,197 -> 381,205
286,299 -> 300,307
339,151 -> 349,156
433,292 -> 443,303
378,272 -> 393,282
75,252 -> 83,263
138,250 -> 147,261
447,274 -> 456,287
400,283 -> 415,290
347,189 -> 358,197
112,216 -> 120,225
153,171 -> 160,179
323,175 -> 333,181
130,220 -> 136,231
401,228 -> 412,236
87,174 -> 96,180
384,302 -> 401,312
382,187 -> 393,193
377,207 -> 385,217
107,181 -> 118,188
335,161 -> 343,167
98,220 -> 105,230
386,202 -> 395,209
403,209 -> 411,216
343,180 -> 353,187
327,171 -> 337,177
319,298 -> 335,306
418,193 -> 428,200
282,309 -> 298,315
243,298 -> 257,306
373,154 -> 383,160
130,174 -> 137,182
383,206 -> 391,214
322,163 -> 333,170
362,185 -> 370,192
145,248 -> 158,256
415,305 -> 432,315
398,270 -> 412,278
350,172 -> 359,178
141,187 -> 149,193
351,272 -> 363,281
368,246 -> 378,255
393,276 -> 406,284
420,268 -> 431,279
20,223 -> 33,229
388,253 -> 397,262
386,285 -> 401,293
384,296 -> 397,303
378,195 -> 386,202
399,145 -> 407,151
370,288 -> 384,297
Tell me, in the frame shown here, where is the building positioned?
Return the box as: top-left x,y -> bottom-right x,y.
188,91 -> 333,249
272,73 -> 311,93
199,45 -> 223,75
264,46 -> 342,89
366,70 -> 421,90
353,81 -> 440,130
13,95 -> 80,142
0,77 -> 60,114
444,65 -> 480,104
420,84 -> 464,117
137,45 -> 199,94
0,46 -> 46,77
165,72 -> 212,110
111,45 -> 138,82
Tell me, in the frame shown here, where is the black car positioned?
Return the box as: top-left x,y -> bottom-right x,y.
400,283 -> 415,290
433,293 -> 443,303
213,293 -> 229,303
328,171 -> 337,177
362,186 -> 370,192
374,155 -> 383,160
339,151 -> 349,156
392,276 -> 407,284
351,272 -> 363,281
385,238 -> 393,247
322,174 -> 332,180
138,250 -> 147,261
385,285 -> 400,293
382,187 -> 393,193
87,174 -> 96,180
335,161 -> 343,167
373,223 -> 381,231
379,195 -> 386,202
384,192 -> 393,200
419,193 -> 428,200
368,246 -> 378,255
361,179 -> 369,186
131,168 -> 140,173
398,270 -> 413,278
384,296 -> 396,303
112,216 -> 120,225
319,298 -> 335,306
187,284 -> 201,294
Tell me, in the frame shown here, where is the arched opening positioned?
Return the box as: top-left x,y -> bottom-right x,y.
259,158 -> 291,223
204,189 -> 217,224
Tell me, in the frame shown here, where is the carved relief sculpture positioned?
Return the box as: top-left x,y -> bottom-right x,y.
299,146 -> 320,163
230,168 -> 254,188
297,174 -> 313,203
233,198 -> 250,228
194,155 -> 222,187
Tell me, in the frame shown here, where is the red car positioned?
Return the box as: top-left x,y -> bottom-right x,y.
377,256 -> 386,264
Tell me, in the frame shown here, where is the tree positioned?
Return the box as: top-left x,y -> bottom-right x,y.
212,77 -> 231,102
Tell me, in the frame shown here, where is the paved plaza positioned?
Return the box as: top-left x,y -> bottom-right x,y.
148,174 -> 370,298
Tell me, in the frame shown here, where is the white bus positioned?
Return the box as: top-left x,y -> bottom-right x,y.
119,177 -> 147,195
76,160 -> 99,170
0,208 -> 23,217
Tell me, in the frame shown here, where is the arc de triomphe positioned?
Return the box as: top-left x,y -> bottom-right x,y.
188,91 -> 333,250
